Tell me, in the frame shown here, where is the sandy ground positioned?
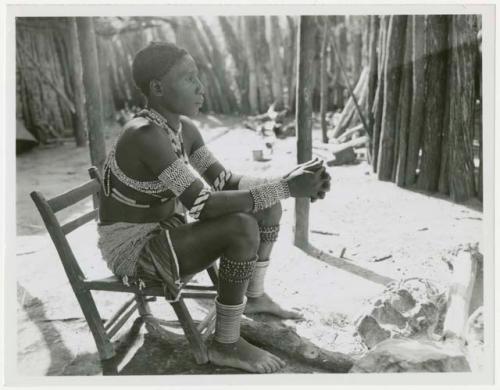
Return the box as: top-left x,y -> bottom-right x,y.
14,113 -> 483,376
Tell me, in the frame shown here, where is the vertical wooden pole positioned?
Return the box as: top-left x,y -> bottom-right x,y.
68,18 -> 87,147
377,15 -> 407,181
77,17 -> 106,173
405,15 -> 427,185
294,16 -> 316,249
416,15 -> 449,192
447,15 -> 477,202
320,17 -> 329,143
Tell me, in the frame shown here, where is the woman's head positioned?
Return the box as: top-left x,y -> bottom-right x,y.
132,41 -> 204,116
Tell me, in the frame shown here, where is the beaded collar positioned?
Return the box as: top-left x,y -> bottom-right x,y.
135,108 -> 187,161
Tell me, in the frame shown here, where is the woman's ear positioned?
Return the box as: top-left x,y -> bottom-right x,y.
149,79 -> 163,96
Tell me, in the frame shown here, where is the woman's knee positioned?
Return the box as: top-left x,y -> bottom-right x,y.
255,202 -> 283,225
224,212 -> 260,251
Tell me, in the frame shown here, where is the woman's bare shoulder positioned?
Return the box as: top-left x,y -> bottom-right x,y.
180,116 -> 204,152
118,117 -> 165,147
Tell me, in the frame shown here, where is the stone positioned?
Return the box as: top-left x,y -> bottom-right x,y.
371,301 -> 407,329
350,338 -> 470,373
465,306 -> 484,372
408,302 -> 439,336
390,289 -> 416,313
357,315 -> 391,349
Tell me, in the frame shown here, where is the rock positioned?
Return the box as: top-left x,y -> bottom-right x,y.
371,301 -> 407,329
465,306 -> 484,372
350,338 -> 470,373
390,289 -> 416,313
357,315 -> 391,349
408,302 -> 439,336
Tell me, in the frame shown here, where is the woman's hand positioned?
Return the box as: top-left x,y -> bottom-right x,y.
286,161 -> 329,199
283,157 -> 323,180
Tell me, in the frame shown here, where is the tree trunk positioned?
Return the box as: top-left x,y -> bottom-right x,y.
68,18 -> 87,147
268,16 -> 285,109
294,16 -> 317,249
320,18 -> 329,143
77,17 -> 106,173
405,15 -> 427,185
395,18 -> 413,187
447,15 -> 477,202
377,16 -> 407,181
371,15 -> 389,172
417,16 -> 449,192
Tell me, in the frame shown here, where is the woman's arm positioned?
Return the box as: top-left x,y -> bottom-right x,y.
136,124 -> 291,220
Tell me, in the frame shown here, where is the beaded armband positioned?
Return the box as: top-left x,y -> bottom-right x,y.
157,159 -> 197,196
189,145 -> 218,175
212,169 -> 232,191
188,188 -> 211,220
249,180 -> 290,212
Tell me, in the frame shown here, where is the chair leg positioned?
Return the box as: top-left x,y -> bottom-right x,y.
170,299 -> 209,364
207,263 -> 219,288
76,289 -> 115,361
135,294 -> 152,317
101,357 -> 118,375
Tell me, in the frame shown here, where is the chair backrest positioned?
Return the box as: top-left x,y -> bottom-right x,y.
30,167 -> 103,288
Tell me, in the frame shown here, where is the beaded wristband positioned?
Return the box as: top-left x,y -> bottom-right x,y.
249,180 -> 290,212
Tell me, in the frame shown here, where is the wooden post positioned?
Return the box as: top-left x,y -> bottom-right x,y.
243,16 -> 259,114
68,18 -> 87,147
405,15 -> 427,185
394,18 -> 414,187
447,15 -> 477,202
377,16 -> 407,181
268,16 -> 284,109
320,17 -> 329,143
77,17 -> 106,173
294,16 -> 316,249
417,16 -> 449,192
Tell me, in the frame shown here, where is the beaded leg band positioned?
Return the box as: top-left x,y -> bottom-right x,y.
214,296 -> 247,344
246,259 -> 269,298
218,254 -> 258,284
259,224 -> 280,243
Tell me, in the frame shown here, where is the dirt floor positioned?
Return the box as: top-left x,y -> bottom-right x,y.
14,113 -> 483,376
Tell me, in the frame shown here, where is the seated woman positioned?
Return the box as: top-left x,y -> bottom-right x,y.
97,42 -> 331,374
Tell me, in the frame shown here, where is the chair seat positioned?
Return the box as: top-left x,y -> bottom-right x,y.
84,275 -> 166,296
84,274 -> 216,296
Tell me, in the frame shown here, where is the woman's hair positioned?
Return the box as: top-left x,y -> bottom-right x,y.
132,41 -> 188,96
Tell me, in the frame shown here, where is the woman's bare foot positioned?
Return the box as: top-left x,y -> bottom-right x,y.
208,337 -> 286,373
244,293 -> 304,319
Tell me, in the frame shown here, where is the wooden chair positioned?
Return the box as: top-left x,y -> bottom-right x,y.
30,167 -> 219,375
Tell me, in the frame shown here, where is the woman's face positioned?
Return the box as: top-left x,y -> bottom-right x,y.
154,54 -> 205,116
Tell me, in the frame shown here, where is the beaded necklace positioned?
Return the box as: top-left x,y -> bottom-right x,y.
136,108 -> 188,163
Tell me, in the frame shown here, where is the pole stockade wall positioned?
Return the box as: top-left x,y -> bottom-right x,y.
361,15 -> 481,203
17,16 -> 366,143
